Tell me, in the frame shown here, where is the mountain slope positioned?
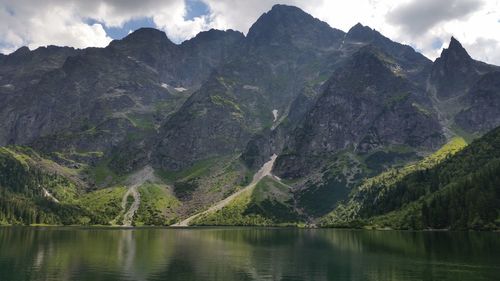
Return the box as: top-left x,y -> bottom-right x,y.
154,4 -> 347,171
321,126 -> 500,230
1,5 -> 500,227
427,37 -> 500,137
266,46 -> 444,218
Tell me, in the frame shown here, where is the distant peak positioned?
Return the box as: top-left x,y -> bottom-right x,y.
192,29 -> 244,40
350,22 -> 365,30
122,27 -> 173,44
449,36 -> 464,50
270,4 -> 302,12
12,46 -> 30,56
247,4 -> 332,42
127,27 -> 166,37
440,36 -> 471,60
346,22 -> 379,42
260,4 -> 311,21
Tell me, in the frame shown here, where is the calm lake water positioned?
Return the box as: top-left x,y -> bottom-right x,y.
0,227 -> 499,281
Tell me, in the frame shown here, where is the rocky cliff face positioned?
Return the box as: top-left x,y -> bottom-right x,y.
0,28 -> 243,163
429,37 -> 477,100
275,47 -> 444,178
455,71 -> 500,133
1,4 -> 500,224
427,37 -> 500,136
153,4 -> 347,170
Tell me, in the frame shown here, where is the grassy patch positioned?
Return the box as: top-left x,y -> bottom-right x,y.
135,183 -> 180,226
192,176 -> 300,226
86,159 -> 125,186
78,186 -> 127,225
126,113 -> 155,130
156,156 -> 225,183
210,95 -> 242,114
360,137 -> 467,191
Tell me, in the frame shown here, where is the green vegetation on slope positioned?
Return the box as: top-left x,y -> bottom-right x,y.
191,176 -> 300,226
0,146 -> 165,226
321,129 -> 500,230
78,186 -> 126,225
0,146 -> 96,225
134,183 -> 180,226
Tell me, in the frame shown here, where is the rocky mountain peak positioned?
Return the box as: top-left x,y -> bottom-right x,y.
438,36 -> 472,62
246,4 -> 343,47
346,22 -> 374,41
430,36 -> 476,99
112,27 -> 175,49
347,46 -> 392,75
345,23 -> 396,47
181,29 -> 244,47
11,46 -> 31,56
269,4 -> 308,15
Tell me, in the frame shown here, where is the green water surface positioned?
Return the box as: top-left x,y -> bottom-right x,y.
0,227 -> 498,281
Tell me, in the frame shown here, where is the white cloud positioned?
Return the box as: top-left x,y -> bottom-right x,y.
0,0 -> 208,52
387,0 -> 483,36
1,0 -> 499,65
0,0 -> 113,53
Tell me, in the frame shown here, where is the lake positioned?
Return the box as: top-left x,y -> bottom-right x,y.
0,227 -> 499,281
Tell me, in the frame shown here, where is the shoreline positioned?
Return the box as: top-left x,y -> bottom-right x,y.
0,224 -> 498,232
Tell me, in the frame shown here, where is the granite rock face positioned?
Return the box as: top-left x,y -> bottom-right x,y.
153,4 -> 347,170
273,47 -> 444,179
0,28 -> 243,161
1,4 -> 500,223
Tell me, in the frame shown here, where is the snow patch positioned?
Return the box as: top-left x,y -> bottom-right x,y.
42,187 -> 59,203
174,87 -> 187,92
272,109 -> 278,122
1,84 -> 14,90
161,83 -> 169,89
243,85 -> 260,91
391,64 -> 402,74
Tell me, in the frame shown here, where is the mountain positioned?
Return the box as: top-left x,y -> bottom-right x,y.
428,37 -> 500,136
0,5 -> 500,227
153,4 -> 346,171
0,28 -> 243,168
321,126 -> 500,230
268,46 -> 443,218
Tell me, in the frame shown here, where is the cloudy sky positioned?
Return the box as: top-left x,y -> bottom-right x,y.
1,0 -> 499,64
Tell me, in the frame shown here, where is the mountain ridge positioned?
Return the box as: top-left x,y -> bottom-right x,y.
1,4 -> 499,228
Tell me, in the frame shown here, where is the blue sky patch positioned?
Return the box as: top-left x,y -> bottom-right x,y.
86,17 -> 157,40
431,37 -> 444,50
4,5 -> 15,16
185,0 -> 210,20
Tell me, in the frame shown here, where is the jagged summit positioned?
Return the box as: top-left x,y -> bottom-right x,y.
2,3 -> 500,229
268,4 -> 309,14
248,4 -> 322,36
438,36 -> 472,61
345,22 -> 383,42
118,27 -> 174,46
181,28 -> 244,46
429,36 -> 478,99
246,4 -> 343,47
11,46 -> 30,56
347,22 -> 371,35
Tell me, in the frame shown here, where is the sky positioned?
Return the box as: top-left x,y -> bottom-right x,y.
1,0 -> 499,64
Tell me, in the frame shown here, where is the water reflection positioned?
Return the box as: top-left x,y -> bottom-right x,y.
0,227 -> 499,281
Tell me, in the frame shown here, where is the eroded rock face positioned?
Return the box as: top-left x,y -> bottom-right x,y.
273,47 -> 444,179
427,37 -> 500,135
153,4 -> 348,170
429,37 -> 477,100
1,4 -> 500,223
455,72 -> 500,134
0,27 -> 244,162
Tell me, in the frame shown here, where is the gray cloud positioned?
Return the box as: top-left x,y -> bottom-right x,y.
1,0 -> 500,65
387,0 -> 483,35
